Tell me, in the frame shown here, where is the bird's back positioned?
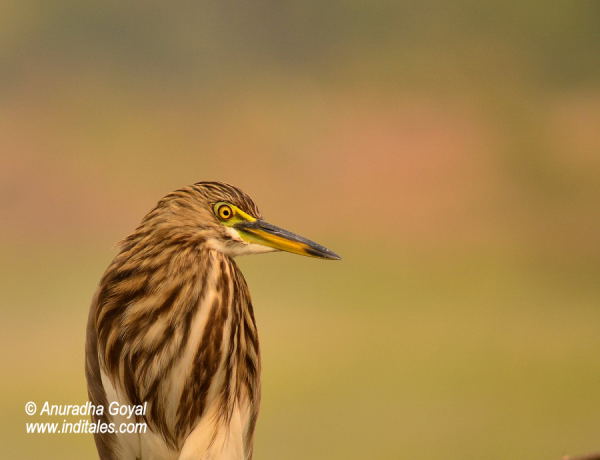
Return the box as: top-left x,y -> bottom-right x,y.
86,239 -> 260,459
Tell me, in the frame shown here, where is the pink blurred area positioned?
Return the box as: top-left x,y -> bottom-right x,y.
3,77 -> 600,255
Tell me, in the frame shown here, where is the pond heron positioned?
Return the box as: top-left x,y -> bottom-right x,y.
86,181 -> 340,459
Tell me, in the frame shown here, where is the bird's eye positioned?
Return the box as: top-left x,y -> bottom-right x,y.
217,204 -> 233,220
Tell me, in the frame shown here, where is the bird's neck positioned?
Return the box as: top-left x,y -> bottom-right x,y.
95,237 -> 260,449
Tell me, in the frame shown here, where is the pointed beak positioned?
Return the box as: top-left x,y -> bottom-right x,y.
234,219 -> 341,260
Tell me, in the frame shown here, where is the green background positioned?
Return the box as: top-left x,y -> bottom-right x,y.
2,2 -> 600,459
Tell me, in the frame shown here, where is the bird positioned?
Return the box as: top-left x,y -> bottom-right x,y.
85,181 -> 340,460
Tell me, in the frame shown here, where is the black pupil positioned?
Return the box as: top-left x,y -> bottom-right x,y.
221,207 -> 230,217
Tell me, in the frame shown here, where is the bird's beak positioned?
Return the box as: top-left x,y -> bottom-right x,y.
234,219 -> 341,260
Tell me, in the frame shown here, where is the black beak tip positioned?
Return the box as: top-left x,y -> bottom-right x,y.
327,251 -> 342,260
306,246 -> 341,260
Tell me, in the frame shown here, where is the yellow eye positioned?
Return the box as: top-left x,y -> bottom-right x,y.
217,204 -> 233,220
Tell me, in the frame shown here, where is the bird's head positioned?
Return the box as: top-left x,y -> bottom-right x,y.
134,181 -> 340,260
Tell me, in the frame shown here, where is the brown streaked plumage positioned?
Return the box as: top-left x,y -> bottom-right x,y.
86,181 -> 339,459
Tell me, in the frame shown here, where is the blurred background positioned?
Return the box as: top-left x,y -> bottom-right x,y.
2,1 -> 600,459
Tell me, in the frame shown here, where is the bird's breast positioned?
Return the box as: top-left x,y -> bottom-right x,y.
95,247 -> 260,455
